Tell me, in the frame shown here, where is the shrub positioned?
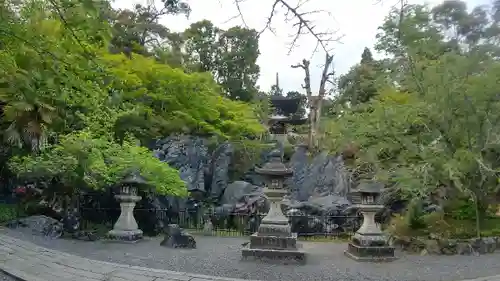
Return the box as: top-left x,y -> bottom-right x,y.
0,204 -> 18,223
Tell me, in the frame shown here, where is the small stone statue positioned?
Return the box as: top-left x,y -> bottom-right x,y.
61,209 -> 98,241
160,224 -> 196,249
62,209 -> 80,233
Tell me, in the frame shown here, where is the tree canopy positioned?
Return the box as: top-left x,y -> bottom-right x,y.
0,0 -> 264,197
324,0 -> 500,227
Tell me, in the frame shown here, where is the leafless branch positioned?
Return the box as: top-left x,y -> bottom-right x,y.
257,0 -> 280,38
279,0 -> 339,54
234,0 -> 343,54
224,0 -> 250,27
234,0 -> 249,28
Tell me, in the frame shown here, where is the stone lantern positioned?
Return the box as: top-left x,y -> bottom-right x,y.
107,172 -> 146,242
241,149 -> 306,263
344,182 -> 397,261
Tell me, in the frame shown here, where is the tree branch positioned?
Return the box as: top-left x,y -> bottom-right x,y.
318,53 -> 334,98
235,0 -> 342,54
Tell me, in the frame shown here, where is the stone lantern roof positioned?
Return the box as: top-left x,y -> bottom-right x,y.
354,182 -> 384,194
255,150 -> 293,176
119,171 -> 150,189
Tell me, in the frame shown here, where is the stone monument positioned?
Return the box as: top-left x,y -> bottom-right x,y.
107,173 -> 145,243
344,182 -> 397,261
241,149 -> 306,263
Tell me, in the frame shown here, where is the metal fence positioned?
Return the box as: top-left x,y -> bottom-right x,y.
79,207 -> 361,239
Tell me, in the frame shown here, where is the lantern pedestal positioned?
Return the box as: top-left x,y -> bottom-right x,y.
241,151 -> 306,264
344,205 -> 396,262
107,194 -> 143,243
242,191 -> 306,264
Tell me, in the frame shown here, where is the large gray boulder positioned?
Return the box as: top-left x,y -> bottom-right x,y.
155,135 -> 209,193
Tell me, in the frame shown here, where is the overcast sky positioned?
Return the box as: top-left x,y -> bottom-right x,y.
113,0 -> 488,95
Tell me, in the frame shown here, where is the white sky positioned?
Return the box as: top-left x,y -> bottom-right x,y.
112,0 -> 488,95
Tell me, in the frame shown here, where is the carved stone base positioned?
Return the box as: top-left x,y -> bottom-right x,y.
344,243 -> 397,262
352,232 -> 388,247
107,229 -> 143,243
242,245 -> 306,264
250,233 -> 297,249
242,233 -> 306,264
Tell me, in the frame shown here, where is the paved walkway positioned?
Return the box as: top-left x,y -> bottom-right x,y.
1,232 -> 500,281
0,234 -> 259,281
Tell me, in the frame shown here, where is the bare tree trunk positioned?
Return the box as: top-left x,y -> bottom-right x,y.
307,110 -> 315,149
292,54 -> 334,150
309,96 -> 321,149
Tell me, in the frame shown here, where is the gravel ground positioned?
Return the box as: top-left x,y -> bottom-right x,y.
2,228 -> 500,281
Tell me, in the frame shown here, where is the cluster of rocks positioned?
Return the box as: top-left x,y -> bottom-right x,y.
150,135 -> 357,236
21,134 -> 358,237
393,236 -> 500,255
7,214 -> 98,241
67,133 -> 371,240
7,215 -> 59,235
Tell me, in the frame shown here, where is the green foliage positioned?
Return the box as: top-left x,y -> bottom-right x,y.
443,197 -> 495,221
0,1 -> 111,151
337,47 -> 384,106
322,0 -> 500,237
101,52 -> 263,141
108,0 -> 190,56
229,140 -> 274,181
182,20 -> 260,102
0,204 -> 19,223
389,210 -> 500,240
325,1 -> 500,196
8,131 -> 186,196
404,199 -> 427,230
0,0 -> 266,205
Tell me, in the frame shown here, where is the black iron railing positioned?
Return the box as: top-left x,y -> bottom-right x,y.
79,207 -> 361,239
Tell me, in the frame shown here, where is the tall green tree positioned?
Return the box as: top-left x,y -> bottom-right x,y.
183,20 -> 260,101
109,0 -> 190,56
183,20 -> 221,72
337,47 -> 381,106
217,26 -> 260,101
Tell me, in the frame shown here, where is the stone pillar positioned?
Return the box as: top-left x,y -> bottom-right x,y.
356,208 -> 380,235
256,179 -> 290,236
108,193 -> 143,243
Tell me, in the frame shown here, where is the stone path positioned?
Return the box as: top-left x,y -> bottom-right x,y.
2,228 -> 500,281
0,234 -> 259,281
